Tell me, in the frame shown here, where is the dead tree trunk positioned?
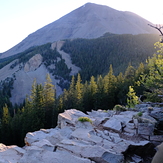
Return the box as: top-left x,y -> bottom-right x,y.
148,24 -> 163,43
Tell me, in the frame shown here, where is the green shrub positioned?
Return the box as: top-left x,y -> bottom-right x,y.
113,104 -> 126,111
137,112 -> 143,117
78,117 -> 92,123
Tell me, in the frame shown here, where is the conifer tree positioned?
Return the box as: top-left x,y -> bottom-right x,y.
96,75 -> 105,109
65,76 -> 76,109
43,73 -> 56,128
87,76 -> 98,110
116,72 -> 126,104
127,86 -> 139,108
75,74 -> 83,110
103,65 -> 117,109
44,73 -> 55,106
135,62 -> 145,78
140,42 -> 163,102
75,74 -> 83,100
0,104 -> 11,144
124,63 -> 136,80
2,104 -> 10,125
89,76 -> 97,95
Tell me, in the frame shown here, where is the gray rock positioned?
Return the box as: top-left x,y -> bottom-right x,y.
31,139 -> 54,152
0,144 -> 25,163
0,109 -> 159,162
70,128 -> 103,145
98,152 -> 124,163
124,123 -> 136,135
138,123 -> 154,136
57,109 -> 88,129
103,117 -> 122,132
24,54 -> 42,72
150,108 -> 163,121
103,112 -> 135,132
19,148 -> 92,163
152,142 -> 163,163
131,155 -> 142,163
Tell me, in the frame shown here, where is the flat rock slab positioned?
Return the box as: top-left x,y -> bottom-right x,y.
103,117 -> 122,132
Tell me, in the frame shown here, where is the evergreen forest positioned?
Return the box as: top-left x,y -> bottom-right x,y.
0,34 -> 162,147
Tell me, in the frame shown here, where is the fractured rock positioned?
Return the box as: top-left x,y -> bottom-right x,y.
57,109 -> 89,128
0,108 -> 159,162
0,144 -> 25,163
24,54 -> 43,72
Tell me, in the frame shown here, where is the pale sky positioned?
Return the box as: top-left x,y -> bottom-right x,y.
0,0 -> 163,53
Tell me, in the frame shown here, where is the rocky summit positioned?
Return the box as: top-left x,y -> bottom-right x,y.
1,3 -> 157,59
0,103 -> 163,163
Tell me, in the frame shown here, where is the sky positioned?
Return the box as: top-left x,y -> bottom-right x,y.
0,0 -> 163,53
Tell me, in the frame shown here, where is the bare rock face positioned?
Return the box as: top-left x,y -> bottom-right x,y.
24,54 -> 43,72
0,106 -> 160,163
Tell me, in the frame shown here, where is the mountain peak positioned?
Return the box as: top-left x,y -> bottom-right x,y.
1,3 -> 157,59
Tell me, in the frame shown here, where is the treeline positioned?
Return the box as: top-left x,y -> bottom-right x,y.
61,33 -> 159,80
58,63 -> 146,112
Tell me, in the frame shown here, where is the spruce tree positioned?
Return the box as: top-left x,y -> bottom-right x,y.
43,73 -> 56,128
0,104 -> 11,145
127,86 -> 139,108
75,74 -> 83,110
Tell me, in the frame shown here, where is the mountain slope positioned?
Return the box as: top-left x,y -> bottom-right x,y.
61,34 -> 159,80
0,42 -> 81,104
1,2 -> 157,59
0,33 -> 159,104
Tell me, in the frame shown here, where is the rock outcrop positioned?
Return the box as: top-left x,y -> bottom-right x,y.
0,105 -> 163,163
24,54 -> 43,72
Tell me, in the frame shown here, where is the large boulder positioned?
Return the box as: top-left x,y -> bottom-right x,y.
57,109 -> 89,128
152,142 -> 163,163
0,143 -> 25,163
103,111 -> 136,132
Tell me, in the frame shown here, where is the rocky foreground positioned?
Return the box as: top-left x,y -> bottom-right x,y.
0,104 -> 163,163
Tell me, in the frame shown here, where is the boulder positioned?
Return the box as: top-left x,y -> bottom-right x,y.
31,139 -> 54,151
70,128 -> 103,145
0,144 -> 25,163
75,120 -> 94,130
25,127 -> 74,146
103,117 -> 122,132
138,112 -> 157,124
138,123 -> 155,136
103,111 -> 136,133
152,142 -> 163,163
150,107 -> 163,121
57,109 -> 89,128
124,122 -> 136,136
91,152 -> 124,163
